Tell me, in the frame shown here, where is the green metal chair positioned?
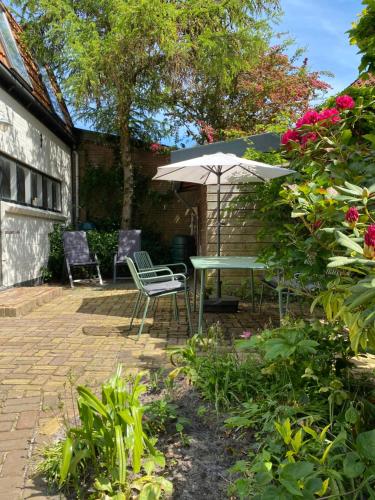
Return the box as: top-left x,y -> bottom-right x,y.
133,251 -> 188,278
126,257 -> 192,339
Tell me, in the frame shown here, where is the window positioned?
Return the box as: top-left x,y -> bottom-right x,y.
0,153 -> 62,212
0,156 -> 11,199
0,10 -> 32,87
39,66 -> 65,122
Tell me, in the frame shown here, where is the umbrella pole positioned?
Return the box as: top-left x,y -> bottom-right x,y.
216,172 -> 221,299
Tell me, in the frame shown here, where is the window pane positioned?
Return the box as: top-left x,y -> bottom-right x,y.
42,177 -> 48,209
0,11 -> 32,86
0,156 -> 11,199
39,66 -> 65,122
52,181 -> 57,210
16,165 -> 25,203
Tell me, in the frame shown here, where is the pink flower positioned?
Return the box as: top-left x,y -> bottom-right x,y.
300,132 -> 318,146
318,108 -> 340,125
336,95 -> 355,110
326,187 -> 338,198
281,129 -> 300,145
313,220 -> 322,230
364,225 -> 375,259
296,109 -> 320,128
345,207 -> 359,223
240,331 -> 252,339
150,143 -> 161,152
364,225 -> 375,247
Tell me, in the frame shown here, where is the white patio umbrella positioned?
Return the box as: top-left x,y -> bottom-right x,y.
153,152 -> 295,297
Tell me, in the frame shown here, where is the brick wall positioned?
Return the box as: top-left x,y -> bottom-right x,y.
76,130 -> 195,248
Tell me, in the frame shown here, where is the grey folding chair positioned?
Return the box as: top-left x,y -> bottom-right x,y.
126,257 -> 192,339
113,230 -> 141,282
62,231 -> 103,288
133,251 -> 187,279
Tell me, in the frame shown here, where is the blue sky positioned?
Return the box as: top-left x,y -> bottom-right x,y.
276,0 -> 363,100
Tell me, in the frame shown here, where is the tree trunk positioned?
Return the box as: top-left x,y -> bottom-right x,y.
119,115 -> 133,229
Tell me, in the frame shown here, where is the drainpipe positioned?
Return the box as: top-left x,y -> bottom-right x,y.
73,150 -> 79,227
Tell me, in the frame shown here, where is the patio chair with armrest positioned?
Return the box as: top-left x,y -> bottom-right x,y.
113,230 -> 141,282
63,231 -> 103,288
133,250 -> 188,279
126,256 -> 192,339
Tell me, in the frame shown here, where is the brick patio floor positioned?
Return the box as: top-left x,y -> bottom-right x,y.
0,282 -> 281,499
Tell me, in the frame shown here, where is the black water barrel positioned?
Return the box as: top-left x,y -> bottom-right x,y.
170,235 -> 196,266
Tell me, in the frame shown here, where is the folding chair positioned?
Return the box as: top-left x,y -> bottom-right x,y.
62,231 -> 103,288
113,230 -> 141,282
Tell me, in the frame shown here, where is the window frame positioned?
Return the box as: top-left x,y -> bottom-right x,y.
0,10 -> 33,88
0,152 -> 62,213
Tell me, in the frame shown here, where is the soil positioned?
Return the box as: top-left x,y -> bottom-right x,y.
147,378 -> 249,500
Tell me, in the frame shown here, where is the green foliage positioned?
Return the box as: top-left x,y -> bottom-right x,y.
171,320 -> 375,498
349,0 -> 375,75
13,0 -> 279,226
37,366 -> 172,499
312,181 -> 375,352
144,399 -> 178,436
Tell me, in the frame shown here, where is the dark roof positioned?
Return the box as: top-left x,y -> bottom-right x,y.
170,133 -> 280,163
0,2 -> 74,143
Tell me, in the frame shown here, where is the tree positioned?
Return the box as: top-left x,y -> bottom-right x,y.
349,0 -> 375,76
170,42 -> 330,143
13,0 -> 279,228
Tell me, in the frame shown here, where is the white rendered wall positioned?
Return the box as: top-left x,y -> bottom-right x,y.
0,88 -> 72,286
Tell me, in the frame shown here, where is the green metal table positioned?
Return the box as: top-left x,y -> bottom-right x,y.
190,256 -> 268,333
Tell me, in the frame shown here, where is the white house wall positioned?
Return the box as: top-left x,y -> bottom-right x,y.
0,87 -> 71,286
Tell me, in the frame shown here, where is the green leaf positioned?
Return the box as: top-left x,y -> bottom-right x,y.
77,386 -> 110,419
59,436 -> 73,487
343,452 -> 365,479
345,406 -> 359,424
336,231 -> 364,254
115,425 -> 127,485
357,430 -> 375,461
341,129 -> 352,144
363,133 -> 375,146
280,461 -> 314,481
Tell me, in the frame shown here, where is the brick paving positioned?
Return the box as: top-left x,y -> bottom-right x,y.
0,283 -> 280,499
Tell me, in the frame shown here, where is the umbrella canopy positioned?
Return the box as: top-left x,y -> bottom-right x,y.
153,152 -> 294,184
153,152 -> 295,298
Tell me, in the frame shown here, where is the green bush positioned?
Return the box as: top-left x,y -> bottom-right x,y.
170,321 -> 375,498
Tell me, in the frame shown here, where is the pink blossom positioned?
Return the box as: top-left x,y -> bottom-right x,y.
240,331 -> 252,339
318,108 -> 340,125
364,225 -> 375,259
312,220 -> 322,230
326,187 -> 338,198
150,143 -> 162,152
296,109 -> 320,128
345,207 -> 359,223
364,225 -> 375,247
281,129 -> 300,145
300,132 -> 318,146
336,95 -> 355,110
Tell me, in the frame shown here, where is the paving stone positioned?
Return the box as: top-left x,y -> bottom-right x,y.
0,282 -> 283,497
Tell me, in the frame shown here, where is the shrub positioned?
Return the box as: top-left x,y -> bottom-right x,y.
170,321 -> 375,498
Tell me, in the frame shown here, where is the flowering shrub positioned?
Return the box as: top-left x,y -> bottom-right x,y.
281,95 -> 360,147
